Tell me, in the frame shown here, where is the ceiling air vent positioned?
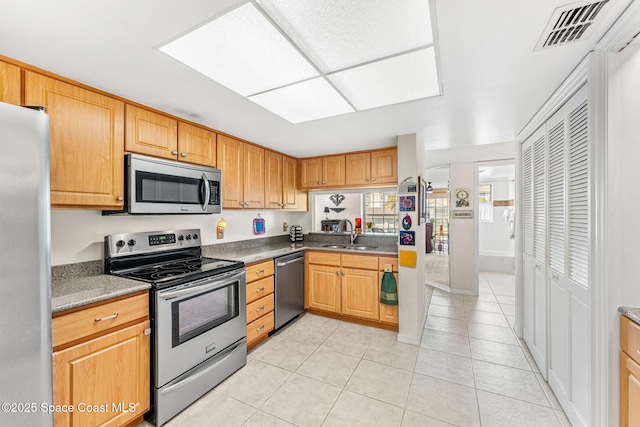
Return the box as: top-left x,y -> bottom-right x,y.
535,0 -> 609,50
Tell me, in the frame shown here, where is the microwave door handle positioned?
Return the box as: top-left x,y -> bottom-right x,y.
201,173 -> 211,211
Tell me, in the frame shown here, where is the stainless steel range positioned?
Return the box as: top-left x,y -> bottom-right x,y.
105,229 -> 246,427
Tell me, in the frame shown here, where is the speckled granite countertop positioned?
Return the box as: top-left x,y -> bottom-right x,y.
52,260 -> 150,314
203,241 -> 398,265
619,306 -> 640,325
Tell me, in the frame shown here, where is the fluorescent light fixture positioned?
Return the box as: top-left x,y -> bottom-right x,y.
159,3 -> 318,96
158,0 -> 440,123
256,0 -> 433,72
328,47 -> 440,110
248,77 -> 354,123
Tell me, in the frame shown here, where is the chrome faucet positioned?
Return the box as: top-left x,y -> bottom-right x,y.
338,219 -> 357,245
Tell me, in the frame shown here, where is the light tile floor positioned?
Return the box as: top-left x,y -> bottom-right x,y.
139,272 -> 571,427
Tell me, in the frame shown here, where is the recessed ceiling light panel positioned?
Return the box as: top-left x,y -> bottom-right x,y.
328,47 -> 440,110
159,3 -> 318,96
248,77 -> 355,123
257,0 -> 433,72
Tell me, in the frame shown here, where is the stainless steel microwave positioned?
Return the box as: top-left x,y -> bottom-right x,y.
108,154 -> 222,215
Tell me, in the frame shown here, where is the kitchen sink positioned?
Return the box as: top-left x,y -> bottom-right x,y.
346,245 -> 378,250
321,244 -> 347,249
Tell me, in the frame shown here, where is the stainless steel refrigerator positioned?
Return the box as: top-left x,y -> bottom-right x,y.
0,102 -> 52,426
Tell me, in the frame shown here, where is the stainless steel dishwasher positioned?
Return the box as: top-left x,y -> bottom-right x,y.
274,252 -> 305,329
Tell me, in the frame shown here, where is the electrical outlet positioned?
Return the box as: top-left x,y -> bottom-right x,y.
283,222 -> 288,232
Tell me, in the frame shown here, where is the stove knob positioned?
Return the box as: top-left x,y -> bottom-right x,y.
178,235 -> 184,241
115,240 -> 125,248
193,233 -> 198,239
185,234 -> 192,240
127,239 -> 136,246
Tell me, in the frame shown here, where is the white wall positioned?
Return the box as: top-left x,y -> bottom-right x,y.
51,209 -> 310,265
425,141 -> 516,169
448,162 -> 477,294
397,134 -> 427,345
606,42 -> 640,427
478,180 -> 515,257
310,191 -> 363,232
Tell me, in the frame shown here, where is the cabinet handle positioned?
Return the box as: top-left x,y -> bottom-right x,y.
322,181 -> 326,184
245,201 -> 250,207
335,271 -> 339,276
181,152 -> 187,157
255,287 -> 265,293
317,181 -> 322,185
256,324 -> 265,332
341,271 -> 345,276
95,312 -> 119,322
365,178 -> 369,182
283,203 -> 288,207
256,269 -> 265,275
255,306 -> 265,312
372,177 -> 376,181
116,195 -> 124,201
172,150 -> 178,155
239,201 -> 245,206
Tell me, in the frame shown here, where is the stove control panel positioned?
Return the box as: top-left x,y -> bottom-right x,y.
105,228 -> 202,257
149,233 -> 176,246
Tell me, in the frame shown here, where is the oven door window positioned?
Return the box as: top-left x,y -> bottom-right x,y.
136,171 -> 209,205
171,282 -> 239,347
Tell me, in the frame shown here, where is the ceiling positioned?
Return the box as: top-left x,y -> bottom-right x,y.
0,0 -> 632,157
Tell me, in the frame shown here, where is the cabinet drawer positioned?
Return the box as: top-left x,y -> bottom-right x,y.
246,276 -> 274,304
247,311 -> 274,344
379,256 -> 399,272
622,316 -> 640,365
246,294 -> 275,324
307,251 -> 341,266
247,259 -> 274,283
341,254 -> 378,270
53,293 -> 148,349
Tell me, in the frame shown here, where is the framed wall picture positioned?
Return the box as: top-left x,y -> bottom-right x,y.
418,177 -> 427,225
399,195 -> 416,212
455,188 -> 470,208
400,230 -> 415,246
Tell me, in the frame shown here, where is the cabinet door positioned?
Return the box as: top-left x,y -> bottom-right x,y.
25,72 -> 125,208
0,60 -> 21,105
52,321 -> 150,427
125,104 -> 177,160
283,155 -> 298,208
371,148 -> 397,184
620,351 -> 640,427
379,272 -> 399,325
243,144 -> 265,208
217,135 -> 244,208
300,158 -> 323,188
265,150 -> 283,209
341,268 -> 379,320
323,155 -> 346,187
345,152 -> 371,186
307,264 -> 341,313
177,122 -> 216,167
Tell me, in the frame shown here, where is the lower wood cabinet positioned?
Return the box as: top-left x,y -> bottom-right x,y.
305,251 -> 398,327
52,292 -> 150,427
620,316 -> 640,427
246,259 -> 275,347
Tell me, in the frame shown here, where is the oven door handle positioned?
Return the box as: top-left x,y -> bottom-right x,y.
201,173 -> 211,211
158,269 -> 246,301
159,340 -> 246,395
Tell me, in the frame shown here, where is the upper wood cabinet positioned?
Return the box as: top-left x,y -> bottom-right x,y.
25,71 -> 125,209
299,155 -> 345,189
266,152 -> 301,209
300,148 -> 396,189
217,135 -> 264,208
345,152 -> 371,186
0,60 -> 21,105
125,104 -> 177,160
177,122 -> 216,167
370,148 -> 398,184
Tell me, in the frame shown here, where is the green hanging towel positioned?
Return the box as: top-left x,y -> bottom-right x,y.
380,271 -> 398,305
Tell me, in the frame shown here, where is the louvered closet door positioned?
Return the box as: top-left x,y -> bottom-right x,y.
530,129 -> 549,376
547,107 -> 570,399
564,85 -> 591,427
521,128 -> 540,349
